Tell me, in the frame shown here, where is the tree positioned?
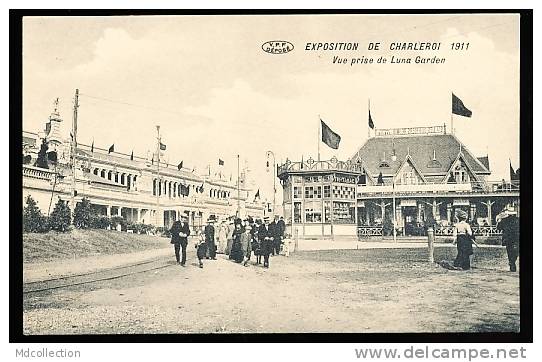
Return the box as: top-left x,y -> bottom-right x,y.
34,138 -> 49,169
23,195 -> 43,232
73,197 -> 92,229
49,198 -> 71,232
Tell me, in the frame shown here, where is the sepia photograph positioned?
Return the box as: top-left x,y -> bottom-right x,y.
12,10 -> 531,342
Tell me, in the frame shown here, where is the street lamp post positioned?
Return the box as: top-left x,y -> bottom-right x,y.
391,152 -> 397,243
266,150 -> 276,216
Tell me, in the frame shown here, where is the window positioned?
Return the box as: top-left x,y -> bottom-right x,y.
304,186 -> 321,199
293,202 -> 302,223
304,200 -> 322,223
324,185 -> 331,198
293,186 -> 302,199
332,201 -> 355,224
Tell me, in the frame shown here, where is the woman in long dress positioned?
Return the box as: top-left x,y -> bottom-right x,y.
240,223 -> 252,266
453,209 -> 475,270
230,223 -> 244,263
217,221 -> 228,254
225,220 -> 235,257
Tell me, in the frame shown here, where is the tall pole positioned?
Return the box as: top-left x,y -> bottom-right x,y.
237,154 -> 240,217
392,178 -> 397,243
156,125 -> 161,227
70,89 -> 79,210
450,113 -> 454,135
367,98 -> 371,139
317,116 -> 321,162
267,150 -> 276,216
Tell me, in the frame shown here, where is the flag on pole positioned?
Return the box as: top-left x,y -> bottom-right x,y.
368,110 -> 375,129
91,140 -> 94,153
452,93 -> 472,117
130,151 -> 134,161
108,144 -> 115,154
160,142 -> 167,151
300,155 -> 304,169
178,161 -> 183,170
320,119 -> 341,149
151,155 -> 154,165
218,159 -> 224,166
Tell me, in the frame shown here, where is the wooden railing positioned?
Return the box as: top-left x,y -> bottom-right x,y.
358,180 -> 519,196
357,226 -> 383,238
434,225 -> 502,236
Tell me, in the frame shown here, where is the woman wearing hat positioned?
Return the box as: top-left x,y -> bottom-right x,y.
453,209 -> 475,270
240,222 -> 252,266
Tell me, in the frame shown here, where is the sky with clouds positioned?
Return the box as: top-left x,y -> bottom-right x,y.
22,14 -> 520,203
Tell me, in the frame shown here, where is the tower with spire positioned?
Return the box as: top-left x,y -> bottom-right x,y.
44,98 -> 64,147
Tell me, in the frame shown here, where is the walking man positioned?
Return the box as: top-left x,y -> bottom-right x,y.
204,216 -> 217,260
496,205 -> 520,272
270,216 -> 279,256
277,215 -> 286,255
259,216 -> 273,268
170,214 -> 191,266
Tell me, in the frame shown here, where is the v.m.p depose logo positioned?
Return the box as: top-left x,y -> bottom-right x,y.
261,40 -> 294,54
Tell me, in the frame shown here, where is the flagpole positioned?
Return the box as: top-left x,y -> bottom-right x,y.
156,125 -> 161,227
317,115 -> 321,162
367,98 -> 371,139
70,89 -> 79,211
450,92 -> 454,135
237,154 -> 240,217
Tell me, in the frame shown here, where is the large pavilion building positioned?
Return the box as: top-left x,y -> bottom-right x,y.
22,107 -> 264,232
278,125 -> 519,239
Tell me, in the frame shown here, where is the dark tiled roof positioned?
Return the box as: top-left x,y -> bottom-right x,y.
350,134 -> 490,177
477,156 -> 490,171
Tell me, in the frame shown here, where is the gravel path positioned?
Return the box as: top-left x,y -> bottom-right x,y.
23,246 -> 519,334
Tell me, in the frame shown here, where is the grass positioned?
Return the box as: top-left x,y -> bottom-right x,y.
23,229 -> 171,263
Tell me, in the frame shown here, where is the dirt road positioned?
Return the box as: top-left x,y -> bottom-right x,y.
23,246 -> 519,334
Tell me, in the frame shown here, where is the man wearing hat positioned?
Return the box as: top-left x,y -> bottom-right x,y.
258,216 -> 274,268
496,205 -> 520,272
170,214 -> 191,266
204,216 -> 217,260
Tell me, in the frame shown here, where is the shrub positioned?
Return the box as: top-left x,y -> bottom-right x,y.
23,195 -> 43,232
90,214 -> 111,229
73,197 -> 92,229
37,215 -> 51,233
49,199 -> 71,232
110,216 -> 126,230
382,217 -> 394,236
155,226 -> 171,238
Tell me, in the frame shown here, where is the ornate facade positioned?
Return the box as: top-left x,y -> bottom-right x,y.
22,110 -> 264,232
278,126 -> 519,239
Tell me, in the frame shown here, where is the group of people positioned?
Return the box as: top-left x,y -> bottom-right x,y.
170,214 -> 286,269
452,205 -> 519,272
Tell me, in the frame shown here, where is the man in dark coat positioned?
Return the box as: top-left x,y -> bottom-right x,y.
276,216 -> 286,255
170,214 -> 191,266
259,216 -> 274,268
496,206 -> 520,272
204,217 -> 217,260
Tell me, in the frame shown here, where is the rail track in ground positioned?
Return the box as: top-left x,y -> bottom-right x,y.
23,257 -> 175,294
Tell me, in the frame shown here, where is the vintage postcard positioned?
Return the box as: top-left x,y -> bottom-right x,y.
15,11 -> 530,343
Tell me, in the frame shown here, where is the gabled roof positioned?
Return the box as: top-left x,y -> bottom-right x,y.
443,151 -> 481,183
477,156 -> 490,171
349,134 -> 490,177
393,154 -> 427,183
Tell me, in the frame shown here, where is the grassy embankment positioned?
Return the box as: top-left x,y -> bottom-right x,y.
23,229 -> 172,263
